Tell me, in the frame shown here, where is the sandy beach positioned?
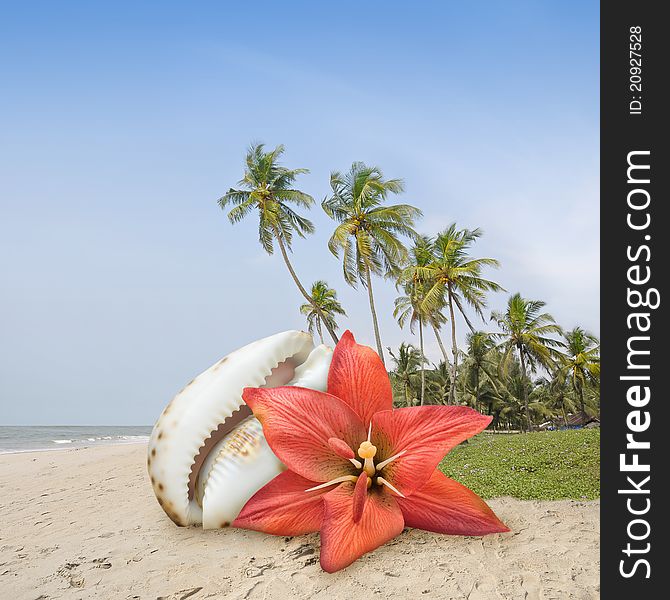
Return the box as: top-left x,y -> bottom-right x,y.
0,443 -> 599,599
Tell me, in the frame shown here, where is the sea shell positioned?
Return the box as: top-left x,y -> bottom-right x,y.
195,344 -> 332,529
195,416 -> 282,529
147,331 -> 332,527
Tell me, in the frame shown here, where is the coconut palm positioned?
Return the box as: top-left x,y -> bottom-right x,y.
426,361 -> 451,405
323,162 -> 422,364
388,343 -> 422,407
299,281 -> 347,344
461,331 -> 499,413
558,327 -> 600,418
459,370 -> 500,416
408,223 -> 503,404
491,293 -> 563,431
393,280 -> 442,405
535,374 -> 577,427
401,235 -> 452,365
218,143 -> 338,344
476,381 -> 502,417
496,359 -> 541,430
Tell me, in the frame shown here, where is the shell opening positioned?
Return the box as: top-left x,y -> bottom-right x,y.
187,404 -> 253,501
185,356 -> 299,501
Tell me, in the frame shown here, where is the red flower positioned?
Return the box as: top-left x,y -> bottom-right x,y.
233,331 -> 509,572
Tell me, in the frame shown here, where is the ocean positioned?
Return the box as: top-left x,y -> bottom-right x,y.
0,426 -> 152,454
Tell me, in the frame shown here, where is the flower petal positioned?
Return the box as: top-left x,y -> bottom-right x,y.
319,483 -> 404,573
372,406 -> 492,495
397,470 -> 509,535
233,470 -> 325,535
243,386 -> 367,482
352,473 -> 369,523
327,330 -> 393,426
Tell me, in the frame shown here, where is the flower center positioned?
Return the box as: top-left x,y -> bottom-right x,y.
305,432 -> 407,502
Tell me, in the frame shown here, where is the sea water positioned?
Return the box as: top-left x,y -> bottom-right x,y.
0,425 -> 152,454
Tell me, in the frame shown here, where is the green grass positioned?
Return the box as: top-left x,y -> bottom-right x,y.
438,428 -> 600,500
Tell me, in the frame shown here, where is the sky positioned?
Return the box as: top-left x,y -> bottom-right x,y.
0,1 -> 599,425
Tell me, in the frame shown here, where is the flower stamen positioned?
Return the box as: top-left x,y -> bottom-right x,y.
376,476 -> 405,498
305,475 -> 358,492
375,449 -> 407,471
328,437 -> 355,459
358,441 -> 377,476
326,437 -> 362,468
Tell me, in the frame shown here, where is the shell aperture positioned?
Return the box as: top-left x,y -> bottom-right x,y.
147,331 -> 332,528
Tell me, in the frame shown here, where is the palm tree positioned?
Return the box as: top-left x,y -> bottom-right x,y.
496,359 -> 547,430
536,374 -> 577,427
322,162 -> 422,364
394,236 -> 446,404
388,343 -> 422,407
426,361 -> 451,405
400,235 -> 452,366
558,327 -> 600,418
299,281 -> 347,344
461,331 -> 499,413
393,281 -> 438,405
218,143 -> 338,344
491,293 -> 563,431
409,223 -> 503,404
459,369 -> 500,416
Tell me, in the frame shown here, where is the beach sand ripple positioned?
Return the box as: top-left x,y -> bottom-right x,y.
0,444 -> 599,599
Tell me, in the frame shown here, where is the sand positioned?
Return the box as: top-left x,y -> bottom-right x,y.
0,443 -> 599,599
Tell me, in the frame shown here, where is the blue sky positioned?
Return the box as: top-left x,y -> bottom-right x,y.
0,1 -> 599,425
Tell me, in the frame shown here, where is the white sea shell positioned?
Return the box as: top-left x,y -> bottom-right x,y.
196,416 -> 282,529
195,344 -> 332,529
147,331 -> 332,527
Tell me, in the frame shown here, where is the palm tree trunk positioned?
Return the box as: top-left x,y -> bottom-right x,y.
431,323 -> 452,402
447,286 -> 458,405
518,346 -> 532,432
363,265 -> 385,365
419,320 -> 425,405
578,386 -> 586,418
273,230 -> 339,345
475,369 -> 480,413
404,383 -> 411,407
316,317 -> 324,345
431,323 -> 451,365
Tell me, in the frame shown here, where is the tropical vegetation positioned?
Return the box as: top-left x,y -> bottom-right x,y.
218,143 -> 339,343
322,162 -> 422,364
218,143 -> 600,433
299,281 -> 347,344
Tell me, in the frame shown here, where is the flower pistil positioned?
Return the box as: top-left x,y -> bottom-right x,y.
304,433 -> 407,503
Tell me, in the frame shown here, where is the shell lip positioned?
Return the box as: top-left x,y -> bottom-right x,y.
148,330 -> 324,527
187,403 -> 254,501
183,352 -> 302,502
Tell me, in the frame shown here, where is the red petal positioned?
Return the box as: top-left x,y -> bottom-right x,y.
243,386 -> 367,482
319,483 -> 404,573
372,406 -> 492,496
352,473 -> 368,523
397,470 -> 509,535
327,330 -> 393,426
233,470 -> 325,535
